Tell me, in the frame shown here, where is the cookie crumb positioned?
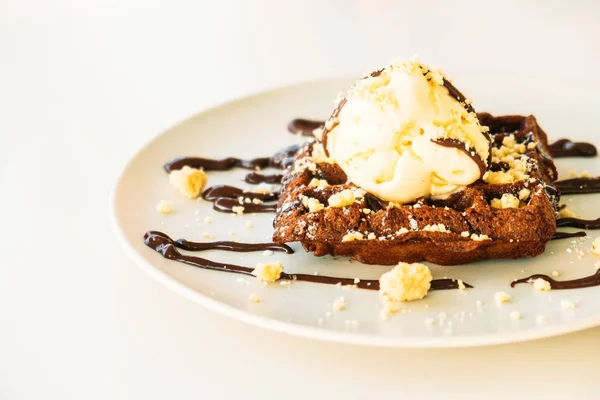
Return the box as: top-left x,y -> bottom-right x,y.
168,166 -> 207,199
532,278 -> 551,291
252,261 -> 284,283
494,291 -> 511,305
333,296 -> 347,311
591,237 -> 600,255
231,206 -> 245,215
249,294 -> 261,303
156,200 -> 172,214
379,262 -> 432,302
560,299 -> 576,310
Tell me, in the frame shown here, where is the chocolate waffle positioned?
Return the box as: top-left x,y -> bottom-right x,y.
273,113 -> 559,265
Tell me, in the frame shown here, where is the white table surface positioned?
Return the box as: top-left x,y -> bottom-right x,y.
2,1 -> 600,398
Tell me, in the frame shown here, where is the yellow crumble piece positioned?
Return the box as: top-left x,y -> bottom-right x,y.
333,297 -> 347,311
422,224 -> 449,232
518,188 -> 531,201
231,206 -> 245,215
328,189 -> 355,208
491,193 -> 520,209
532,278 -> 551,291
308,178 -> 329,189
168,166 -> 207,199
342,231 -> 364,242
249,294 -> 262,303
560,300 -> 576,310
253,184 -> 271,194
494,291 -> 511,305
379,262 -> 432,302
471,233 -> 491,241
591,237 -> 600,255
252,261 -> 284,283
156,200 -> 172,214
302,197 -> 325,213
558,207 -> 577,219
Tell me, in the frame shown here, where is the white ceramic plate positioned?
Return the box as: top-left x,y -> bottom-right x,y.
111,74 -> 600,347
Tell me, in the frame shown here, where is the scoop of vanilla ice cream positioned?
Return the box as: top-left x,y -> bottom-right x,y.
324,59 -> 490,204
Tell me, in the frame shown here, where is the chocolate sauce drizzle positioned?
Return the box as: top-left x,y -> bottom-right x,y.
244,172 -> 283,184
511,270 -> 600,290
164,144 -> 301,173
213,198 -> 277,214
555,177 -> 600,195
202,185 -> 278,202
287,119 -> 324,137
174,237 -> 293,254
201,185 -> 279,214
557,217 -> 600,230
442,79 -> 475,114
547,139 -> 597,158
432,138 -> 486,177
144,231 -> 471,291
550,231 -> 587,240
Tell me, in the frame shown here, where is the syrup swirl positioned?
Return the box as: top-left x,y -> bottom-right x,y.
164,144 -> 301,173
555,177 -> 600,195
550,231 -> 587,240
213,198 -> 277,214
556,217 -> 600,230
432,138 -> 486,177
174,237 -> 293,254
144,231 -> 471,291
201,185 -> 279,214
202,185 -> 278,202
287,119 -> 323,137
511,270 -> 600,290
547,139 -> 597,158
244,172 -> 283,184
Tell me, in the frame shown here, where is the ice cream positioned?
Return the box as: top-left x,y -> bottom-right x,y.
322,58 -> 490,204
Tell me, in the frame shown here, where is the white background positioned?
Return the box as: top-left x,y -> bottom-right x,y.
2,0 -> 600,398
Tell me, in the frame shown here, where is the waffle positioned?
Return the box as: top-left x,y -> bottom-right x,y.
272,113 -> 559,265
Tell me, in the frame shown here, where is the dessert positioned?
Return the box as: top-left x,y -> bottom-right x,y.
143,56 -> 600,309
273,59 -> 559,265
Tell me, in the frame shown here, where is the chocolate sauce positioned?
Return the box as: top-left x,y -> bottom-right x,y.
556,217 -> 600,230
144,231 -> 471,291
164,144 -> 301,173
213,198 -> 278,214
511,270 -> 600,290
321,98 -> 347,157
144,231 -> 256,276
202,185 -> 278,202
547,139 -> 597,158
244,172 -> 283,184
432,138 -> 486,177
174,238 -> 293,254
550,231 -> 587,240
442,79 -> 475,114
555,177 -> 600,195
364,192 -> 388,212
287,119 -> 324,137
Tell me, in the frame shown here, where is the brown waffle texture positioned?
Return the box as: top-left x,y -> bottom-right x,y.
273,113 -> 559,265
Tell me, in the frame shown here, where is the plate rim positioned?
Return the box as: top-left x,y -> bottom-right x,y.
109,76 -> 600,348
